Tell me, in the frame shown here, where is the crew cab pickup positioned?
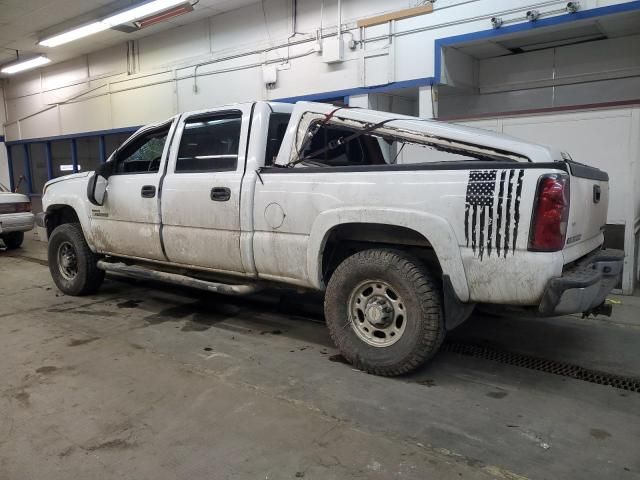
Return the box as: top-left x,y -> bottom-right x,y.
38,101 -> 623,376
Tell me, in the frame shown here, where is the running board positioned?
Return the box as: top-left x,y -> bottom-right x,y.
97,260 -> 261,296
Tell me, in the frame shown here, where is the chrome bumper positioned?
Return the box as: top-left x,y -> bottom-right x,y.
0,212 -> 35,234
539,249 -> 624,316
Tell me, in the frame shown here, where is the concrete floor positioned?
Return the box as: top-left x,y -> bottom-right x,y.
1,239 -> 639,479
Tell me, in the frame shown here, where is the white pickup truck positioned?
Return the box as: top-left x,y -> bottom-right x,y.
38,101 -> 623,376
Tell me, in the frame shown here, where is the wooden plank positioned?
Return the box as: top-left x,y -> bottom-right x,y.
357,4 -> 434,28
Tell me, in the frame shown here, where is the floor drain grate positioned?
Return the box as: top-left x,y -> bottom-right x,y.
442,341 -> 640,393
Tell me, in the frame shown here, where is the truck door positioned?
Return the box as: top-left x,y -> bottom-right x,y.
90,120 -> 175,260
160,107 -> 250,273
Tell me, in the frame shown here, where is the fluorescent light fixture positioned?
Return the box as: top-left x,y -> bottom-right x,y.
103,0 -> 187,26
135,3 -> 193,29
39,22 -> 110,47
1,56 -> 51,74
39,0 -> 189,47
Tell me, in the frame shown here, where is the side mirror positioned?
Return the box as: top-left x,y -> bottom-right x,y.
87,162 -> 114,206
87,174 -> 108,206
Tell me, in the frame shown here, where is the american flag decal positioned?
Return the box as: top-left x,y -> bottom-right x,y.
465,168 -> 525,260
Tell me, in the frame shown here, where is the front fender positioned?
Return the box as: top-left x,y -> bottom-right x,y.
43,177 -> 96,250
307,207 -> 470,302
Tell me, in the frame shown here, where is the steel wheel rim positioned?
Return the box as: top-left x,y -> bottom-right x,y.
57,241 -> 78,281
348,280 -> 407,347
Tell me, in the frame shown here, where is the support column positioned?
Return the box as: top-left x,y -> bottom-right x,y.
45,142 -> 54,180
5,143 -> 14,192
418,85 -> 438,119
71,138 -> 78,173
99,136 -> 107,163
348,94 -> 370,109
23,143 -> 33,195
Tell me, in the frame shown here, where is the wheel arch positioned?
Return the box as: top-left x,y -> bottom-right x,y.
307,208 -> 470,302
44,205 -> 95,252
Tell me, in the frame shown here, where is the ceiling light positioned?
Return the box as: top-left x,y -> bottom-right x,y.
39,22 -> 110,47
39,0 -> 190,47
1,56 -> 51,74
135,3 -> 193,29
103,0 -> 188,27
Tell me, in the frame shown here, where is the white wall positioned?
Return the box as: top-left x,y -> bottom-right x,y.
3,0 -> 636,141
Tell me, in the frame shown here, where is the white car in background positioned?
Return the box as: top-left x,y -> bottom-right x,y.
0,182 -> 34,250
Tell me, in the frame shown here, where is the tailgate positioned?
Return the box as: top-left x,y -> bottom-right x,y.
563,162 -> 609,262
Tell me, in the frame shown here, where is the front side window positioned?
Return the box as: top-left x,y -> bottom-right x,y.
176,112 -> 242,173
115,126 -> 170,174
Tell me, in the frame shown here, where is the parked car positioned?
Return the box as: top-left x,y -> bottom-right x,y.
0,182 -> 34,249
37,101 -> 623,376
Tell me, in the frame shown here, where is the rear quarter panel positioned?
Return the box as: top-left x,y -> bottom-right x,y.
253,165 -> 568,304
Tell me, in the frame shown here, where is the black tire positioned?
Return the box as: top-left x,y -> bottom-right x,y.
2,231 -> 24,249
48,223 -> 105,296
325,249 -> 445,376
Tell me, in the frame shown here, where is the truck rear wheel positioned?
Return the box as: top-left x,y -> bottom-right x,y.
2,232 -> 24,250
325,249 -> 445,376
48,223 -> 105,296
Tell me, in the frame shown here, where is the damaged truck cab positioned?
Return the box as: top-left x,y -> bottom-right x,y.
38,101 -> 623,376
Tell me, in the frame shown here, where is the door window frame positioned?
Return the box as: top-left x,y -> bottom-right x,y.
109,119 -> 176,176
167,106 -> 252,176
174,110 -> 244,174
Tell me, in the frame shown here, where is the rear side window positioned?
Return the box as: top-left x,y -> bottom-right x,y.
265,113 -> 291,166
301,124 -> 385,167
176,113 -> 242,173
115,126 -> 170,174
298,121 -> 523,167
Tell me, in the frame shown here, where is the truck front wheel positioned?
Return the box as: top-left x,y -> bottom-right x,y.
325,249 -> 445,376
48,223 -> 105,296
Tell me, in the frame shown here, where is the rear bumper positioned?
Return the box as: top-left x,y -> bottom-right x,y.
0,212 -> 35,234
539,249 -> 624,316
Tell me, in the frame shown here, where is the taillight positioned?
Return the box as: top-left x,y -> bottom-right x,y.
529,174 -> 570,252
15,202 -> 32,213
0,202 -> 31,214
